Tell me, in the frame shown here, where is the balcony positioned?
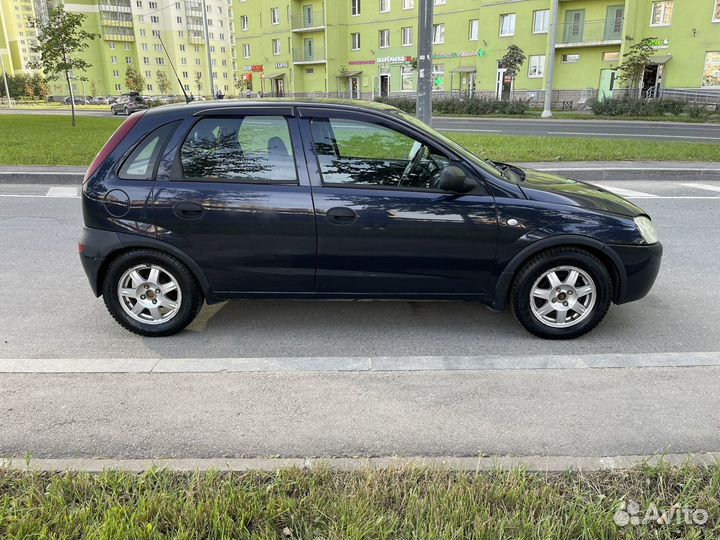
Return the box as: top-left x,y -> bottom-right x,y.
291,11 -> 325,32
293,44 -> 326,64
556,18 -> 623,48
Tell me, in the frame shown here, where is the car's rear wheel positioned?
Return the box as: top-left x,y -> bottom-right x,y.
102,250 -> 203,336
123,107 -> 129,115
511,248 -> 613,339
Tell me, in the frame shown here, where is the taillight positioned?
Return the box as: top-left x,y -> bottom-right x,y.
83,110 -> 147,183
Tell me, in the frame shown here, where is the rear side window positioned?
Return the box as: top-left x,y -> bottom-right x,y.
118,121 -> 179,180
179,116 -> 297,184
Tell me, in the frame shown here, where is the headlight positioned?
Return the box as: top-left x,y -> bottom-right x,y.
634,216 -> 658,244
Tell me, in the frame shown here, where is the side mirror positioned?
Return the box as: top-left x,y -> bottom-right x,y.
438,165 -> 476,193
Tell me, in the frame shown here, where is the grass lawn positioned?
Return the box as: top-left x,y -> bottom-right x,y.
0,115 -> 719,167
1,463 -> 719,539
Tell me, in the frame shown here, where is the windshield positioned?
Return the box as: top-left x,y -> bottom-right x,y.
397,111 -> 507,181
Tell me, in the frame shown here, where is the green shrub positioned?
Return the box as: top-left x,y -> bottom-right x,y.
591,96 -> 712,118
374,96 -> 529,116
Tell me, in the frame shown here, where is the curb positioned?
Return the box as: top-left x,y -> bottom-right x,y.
2,453 -> 719,473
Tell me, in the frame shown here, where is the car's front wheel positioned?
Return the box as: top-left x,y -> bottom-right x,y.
102,250 -> 203,336
511,248 -> 613,339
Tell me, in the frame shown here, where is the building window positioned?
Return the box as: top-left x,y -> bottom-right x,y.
352,0 -> 361,16
602,51 -> 620,62
145,71 -> 152,78
401,26 -> 413,46
351,32 -> 361,50
714,0 -> 720,22
241,15 -> 248,30
272,38 -> 281,55
109,42 -> 116,49
379,29 -> 390,48
111,56 -> 118,64
561,53 -> 580,63
468,19 -> 479,41
402,0 -> 413,8
499,13 -> 516,36
400,65 -> 414,91
528,55 -> 545,78
113,69 -> 120,77
533,10 -> 549,33
650,1 -> 673,26
271,7 -> 279,24
115,84 -> 122,91
143,56 -> 149,64
432,23 -> 444,44
151,15 -> 159,23
380,0 -> 390,13
703,51 -> 720,86
146,84 -> 153,91
243,44 -> 251,58
432,64 -> 444,90
177,16 -> 182,23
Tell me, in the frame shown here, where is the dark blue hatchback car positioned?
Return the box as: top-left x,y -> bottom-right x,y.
80,100 -> 662,339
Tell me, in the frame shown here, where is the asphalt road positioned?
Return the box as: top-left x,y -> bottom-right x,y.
1,178 -> 719,459
2,107 -> 719,142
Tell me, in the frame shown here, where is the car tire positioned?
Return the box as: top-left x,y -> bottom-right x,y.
111,108 -> 116,115
102,249 -> 203,337
123,107 -> 129,115
511,248 -> 613,340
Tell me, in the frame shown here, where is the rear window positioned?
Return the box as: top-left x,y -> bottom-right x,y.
118,121 -> 179,180
178,116 -> 297,184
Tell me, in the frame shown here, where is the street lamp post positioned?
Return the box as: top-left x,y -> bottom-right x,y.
542,0 -> 559,118
416,0 -> 433,125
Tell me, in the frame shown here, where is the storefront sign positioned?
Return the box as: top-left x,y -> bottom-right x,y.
648,38 -> 670,50
251,65 -> 264,72
275,62 -> 289,69
377,55 -> 412,64
349,59 -> 376,65
432,51 -> 481,59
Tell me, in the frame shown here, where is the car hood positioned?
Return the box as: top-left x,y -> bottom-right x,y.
512,166 -> 645,217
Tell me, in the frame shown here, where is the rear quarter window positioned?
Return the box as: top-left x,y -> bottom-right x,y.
118,121 -> 179,180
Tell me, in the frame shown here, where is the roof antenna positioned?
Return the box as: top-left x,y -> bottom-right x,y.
158,34 -> 191,103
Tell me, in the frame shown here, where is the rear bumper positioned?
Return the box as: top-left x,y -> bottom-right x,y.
79,227 -> 123,296
606,242 -> 663,304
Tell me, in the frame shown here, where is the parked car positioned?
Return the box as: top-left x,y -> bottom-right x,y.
64,96 -> 90,105
110,95 -> 148,115
80,100 -> 662,338
91,96 -> 110,105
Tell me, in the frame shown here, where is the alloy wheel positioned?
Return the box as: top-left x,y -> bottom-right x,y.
529,265 -> 596,328
117,264 -> 183,325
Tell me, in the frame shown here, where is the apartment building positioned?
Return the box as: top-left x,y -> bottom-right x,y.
234,0 -> 720,103
0,0 -> 45,76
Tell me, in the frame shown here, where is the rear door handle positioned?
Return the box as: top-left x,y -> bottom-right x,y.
173,201 -> 205,220
325,206 -> 358,225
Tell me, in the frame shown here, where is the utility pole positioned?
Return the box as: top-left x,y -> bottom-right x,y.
201,0 -> 215,98
0,53 -> 11,109
416,0 -> 433,125
542,0 -> 559,118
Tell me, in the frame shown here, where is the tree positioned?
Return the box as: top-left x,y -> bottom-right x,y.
27,5 -> 96,126
499,44 -> 526,80
616,37 -> 657,97
193,72 -> 203,95
156,70 -> 172,95
125,66 -> 145,93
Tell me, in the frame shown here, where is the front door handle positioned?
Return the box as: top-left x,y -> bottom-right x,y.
325,206 -> 358,225
173,201 -> 205,220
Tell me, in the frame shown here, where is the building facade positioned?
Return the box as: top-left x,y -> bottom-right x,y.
233,0 -> 720,104
1,0 -> 719,102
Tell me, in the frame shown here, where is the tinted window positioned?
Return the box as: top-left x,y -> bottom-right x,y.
310,117 -> 449,190
118,121 -> 179,180
179,116 -> 297,183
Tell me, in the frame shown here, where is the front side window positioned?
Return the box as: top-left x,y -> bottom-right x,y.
179,116 -> 297,184
533,10 -> 549,33
651,1 -> 673,25
310,118 -> 449,190
500,13 -> 516,36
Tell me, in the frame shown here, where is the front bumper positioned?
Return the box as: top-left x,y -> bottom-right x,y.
606,242 -> 663,304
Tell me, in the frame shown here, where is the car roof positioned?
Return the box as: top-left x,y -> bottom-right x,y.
145,97 -> 401,119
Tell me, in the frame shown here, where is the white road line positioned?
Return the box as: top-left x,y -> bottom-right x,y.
0,193 -> 79,199
437,128 -> 503,133
590,183 -> 658,198
46,186 -> 78,198
545,131 -> 720,140
680,183 -> 720,194
0,171 -> 81,176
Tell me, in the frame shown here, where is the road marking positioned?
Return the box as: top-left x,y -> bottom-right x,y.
437,128 -> 503,133
0,171 -> 81,175
0,351 -> 718,373
545,131 -> 720,140
46,186 -> 78,198
590,183 -> 658,198
3,453 -> 720,473
680,182 -> 720,194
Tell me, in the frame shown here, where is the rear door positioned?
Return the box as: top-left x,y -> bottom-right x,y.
154,107 -> 316,294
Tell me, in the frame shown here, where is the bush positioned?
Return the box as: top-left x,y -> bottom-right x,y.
374,96 -> 529,116
591,96 -> 711,118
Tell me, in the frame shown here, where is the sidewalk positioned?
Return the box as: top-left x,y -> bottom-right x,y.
1,161 -> 719,184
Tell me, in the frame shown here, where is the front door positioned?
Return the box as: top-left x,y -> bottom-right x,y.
154,110 -> 316,293
563,9 -> 585,43
349,77 -> 360,99
379,74 -> 390,97
274,77 -> 285,97
642,64 -> 661,97
304,38 -> 314,61
299,110 -> 497,295
598,68 -> 616,101
303,5 -> 313,27
495,67 -> 512,100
